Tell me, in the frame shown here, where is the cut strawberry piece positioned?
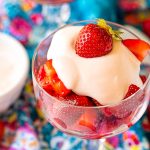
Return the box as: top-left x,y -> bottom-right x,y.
53,102 -> 83,126
78,109 -> 105,133
142,19 -> 150,38
44,59 -> 56,78
124,84 -> 140,99
54,118 -> 67,129
92,99 -> 113,117
107,89 -> 144,119
105,84 -> 141,119
140,75 -> 147,84
51,77 -> 71,97
39,77 -> 55,95
37,59 -> 71,97
37,65 -> 46,82
75,24 -> 112,58
0,121 -> 5,140
79,119 -> 96,132
107,104 -> 132,119
122,39 -> 150,61
102,108 -> 113,117
105,116 -> 122,132
78,110 -> 98,132
60,93 -> 95,106
92,99 -> 102,106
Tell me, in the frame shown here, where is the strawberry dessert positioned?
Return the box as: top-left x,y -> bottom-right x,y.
34,19 -> 150,139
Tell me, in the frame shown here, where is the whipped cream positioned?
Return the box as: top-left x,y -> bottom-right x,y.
47,26 -> 143,105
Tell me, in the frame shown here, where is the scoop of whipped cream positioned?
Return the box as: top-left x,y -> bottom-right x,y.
47,26 -> 143,105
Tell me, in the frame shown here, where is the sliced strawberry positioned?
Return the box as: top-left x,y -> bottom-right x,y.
51,77 -> 71,97
53,102 -> 84,127
0,121 -> 5,140
110,88 -> 145,119
75,24 -> 112,58
107,104 -> 132,119
105,116 -> 122,132
102,108 -> 113,117
92,99 -> 102,106
142,19 -> 150,38
78,110 -> 98,132
124,84 -> 140,99
52,93 -> 95,128
122,39 -> 150,61
60,93 -> 95,106
54,118 -> 67,129
79,119 -> 96,132
91,99 -> 114,117
39,76 -> 55,95
140,75 -> 147,84
102,84 -> 141,119
37,65 -> 46,82
37,59 -> 71,97
44,60 -> 56,78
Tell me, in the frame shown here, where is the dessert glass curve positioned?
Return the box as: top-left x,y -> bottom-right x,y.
32,20 -> 150,139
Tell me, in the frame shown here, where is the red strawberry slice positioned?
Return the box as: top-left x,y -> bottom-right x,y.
91,99 -> 113,117
51,77 -> 71,97
44,60 -> 57,78
37,65 -> 46,82
75,24 -> 113,58
0,121 -> 5,140
37,59 -> 71,97
124,84 -> 140,99
60,93 -> 95,106
122,39 -> 150,61
53,118 -> 67,129
142,19 -> 150,38
103,84 -> 140,119
92,99 -> 102,106
107,103 -> 133,119
140,75 -> 147,84
39,77 -> 54,94
52,102 -> 84,127
102,108 -> 113,117
78,109 -> 98,132
52,93 -> 96,128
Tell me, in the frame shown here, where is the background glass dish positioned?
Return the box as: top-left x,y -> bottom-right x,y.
30,0 -> 72,32
32,20 -> 150,139
31,0 -> 73,5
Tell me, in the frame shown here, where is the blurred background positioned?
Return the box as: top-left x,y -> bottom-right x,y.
0,0 -> 150,149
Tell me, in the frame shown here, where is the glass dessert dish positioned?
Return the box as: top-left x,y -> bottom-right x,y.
32,20 -> 150,140
30,0 -> 72,32
31,0 -> 73,5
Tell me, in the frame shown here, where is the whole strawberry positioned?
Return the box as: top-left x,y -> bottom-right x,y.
75,21 -> 113,58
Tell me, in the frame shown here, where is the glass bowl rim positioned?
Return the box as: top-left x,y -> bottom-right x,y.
32,19 -> 150,108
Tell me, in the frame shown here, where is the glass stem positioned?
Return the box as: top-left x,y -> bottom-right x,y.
98,138 -> 106,150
